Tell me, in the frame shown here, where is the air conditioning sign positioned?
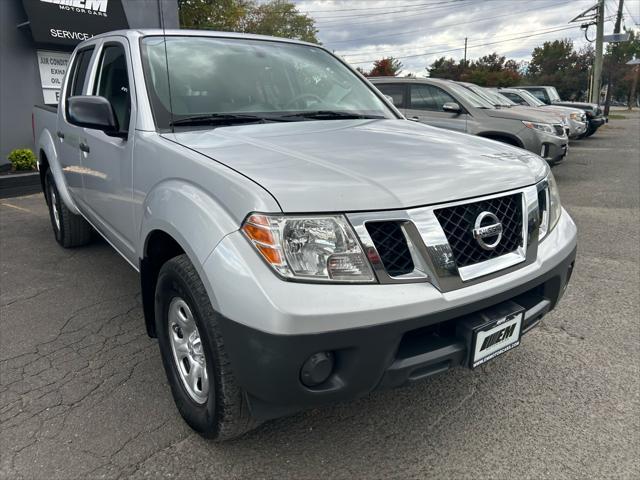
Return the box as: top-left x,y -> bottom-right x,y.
37,50 -> 71,104
22,0 -> 128,47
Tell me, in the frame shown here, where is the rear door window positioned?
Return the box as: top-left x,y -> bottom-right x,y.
67,48 -> 94,98
65,47 -> 94,117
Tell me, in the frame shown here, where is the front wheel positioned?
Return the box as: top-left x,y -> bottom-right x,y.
155,254 -> 257,440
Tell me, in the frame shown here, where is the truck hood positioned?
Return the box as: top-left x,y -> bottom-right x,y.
165,119 -> 548,213
543,105 -> 585,116
483,107 -> 561,123
553,101 -> 599,113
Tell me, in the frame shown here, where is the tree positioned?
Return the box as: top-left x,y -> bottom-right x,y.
178,0 -> 319,44
427,57 -> 461,79
427,53 -> 521,86
244,0 -> 319,43
368,57 -> 403,77
604,29 -> 640,102
178,0 -> 250,31
526,39 -> 590,99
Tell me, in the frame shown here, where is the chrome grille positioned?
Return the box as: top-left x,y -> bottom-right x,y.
366,221 -> 414,277
434,194 -> 523,268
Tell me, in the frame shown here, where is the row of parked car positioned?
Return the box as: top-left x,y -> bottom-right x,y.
371,78 -> 607,165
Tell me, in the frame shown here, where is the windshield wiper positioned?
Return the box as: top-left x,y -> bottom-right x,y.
279,110 -> 385,120
170,113 -> 284,127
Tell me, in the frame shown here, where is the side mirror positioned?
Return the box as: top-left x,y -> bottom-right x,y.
384,94 -> 395,104
67,96 -> 122,137
442,102 -> 462,114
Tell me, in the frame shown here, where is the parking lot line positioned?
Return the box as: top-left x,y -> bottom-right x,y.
0,202 -> 32,213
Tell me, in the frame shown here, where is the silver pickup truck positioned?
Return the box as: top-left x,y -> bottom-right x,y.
33,30 -> 577,440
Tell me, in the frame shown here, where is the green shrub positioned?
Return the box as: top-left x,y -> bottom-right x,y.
7,149 -> 37,171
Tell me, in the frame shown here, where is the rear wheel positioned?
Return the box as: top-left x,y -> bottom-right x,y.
45,170 -> 92,248
155,254 -> 257,440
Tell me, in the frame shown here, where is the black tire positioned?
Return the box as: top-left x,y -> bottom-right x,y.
45,170 -> 92,248
155,254 -> 257,440
584,125 -> 598,137
482,135 -> 521,147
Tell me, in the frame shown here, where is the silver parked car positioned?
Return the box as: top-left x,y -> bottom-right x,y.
371,77 -> 569,165
498,88 -> 587,139
33,30 -> 577,440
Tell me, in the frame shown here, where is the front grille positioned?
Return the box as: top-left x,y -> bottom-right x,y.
366,221 -> 414,276
554,124 -> 565,136
434,194 -> 523,268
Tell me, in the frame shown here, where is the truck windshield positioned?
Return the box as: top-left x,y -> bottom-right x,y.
140,36 -> 395,129
445,82 -> 494,109
483,89 -> 517,107
518,90 -> 546,107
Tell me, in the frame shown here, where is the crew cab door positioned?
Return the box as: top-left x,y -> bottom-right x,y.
57,46 -> 95,199
405,84 -> 468,132
79,39 -> 137,263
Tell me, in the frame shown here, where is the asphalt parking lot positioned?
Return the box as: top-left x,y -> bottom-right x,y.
1,110 -> 638,479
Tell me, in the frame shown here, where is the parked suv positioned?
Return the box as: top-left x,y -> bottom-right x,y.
499,88 -> 588,139
518,86 -> 606,137
33,30 -> 577,440
457,82 -> 574,139
372,77 -> 568,164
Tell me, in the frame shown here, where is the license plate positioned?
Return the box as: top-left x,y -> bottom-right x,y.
471,311 -> 523,368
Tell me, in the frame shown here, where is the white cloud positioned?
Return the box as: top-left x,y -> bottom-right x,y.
293,0 -> 634,75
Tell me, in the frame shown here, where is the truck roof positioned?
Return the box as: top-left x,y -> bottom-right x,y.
368,77 -> 453,87
77,29 -> 319,49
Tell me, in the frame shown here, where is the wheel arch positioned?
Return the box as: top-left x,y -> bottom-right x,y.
476,131 -> 524,148
37,128 -> 81,214
138,181 -> 239,337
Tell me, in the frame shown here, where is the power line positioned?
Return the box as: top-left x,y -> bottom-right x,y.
339,24 -> 587,59
346,24 -> 581,64
302,1 -> 461,14
623,1 -> 639,25
306,0 -> 463,19
315,1 -> 476,26
322,0 -> 577,43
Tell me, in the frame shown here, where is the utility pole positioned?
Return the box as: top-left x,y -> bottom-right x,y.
603,0 -> 625,116
591,0 -> 605,104
463,37 -> 468,68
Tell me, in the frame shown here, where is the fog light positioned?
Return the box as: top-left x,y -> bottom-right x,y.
300,352 -> 334,387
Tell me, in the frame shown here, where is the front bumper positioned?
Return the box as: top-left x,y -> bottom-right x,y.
203,210 -> 577,420
589,116 -> 606,129
568,120 -> 588,139
519,128 -> 568,163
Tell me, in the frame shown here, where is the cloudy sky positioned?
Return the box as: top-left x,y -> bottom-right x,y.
290,0 -> 640,75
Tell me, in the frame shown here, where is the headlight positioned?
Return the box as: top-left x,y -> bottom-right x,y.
522,120 -> 556,135
242,214 -> 375,283
539,172 -> 562,240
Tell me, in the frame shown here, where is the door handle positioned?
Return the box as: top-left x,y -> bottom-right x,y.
79,142 -> 90,153
409,116 -> 420,122
56,131 -> 65,140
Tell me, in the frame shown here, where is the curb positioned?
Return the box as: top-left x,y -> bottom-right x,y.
0,171 -> 42,199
